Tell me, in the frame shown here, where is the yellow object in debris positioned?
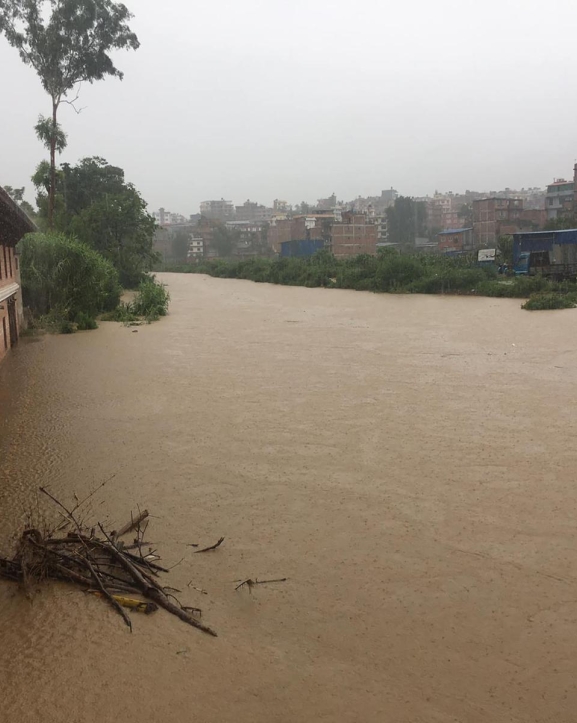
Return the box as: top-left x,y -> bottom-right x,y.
92,592 -> 157,614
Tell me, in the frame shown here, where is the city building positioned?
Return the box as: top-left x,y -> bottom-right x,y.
373,215 -> 389,245
437,228 -> 474,254
187,237 -> 204,260
331,213 -> 378,258
473,198 -> 523,246
380,188 -> 398,206
200,199 -> 235,221
0,187 -> 35,365
546,179 -> 574,221
234,200 -> 275,223
226,221 -> 271,258
268,215 -> 330,254
153,208 -> 188,226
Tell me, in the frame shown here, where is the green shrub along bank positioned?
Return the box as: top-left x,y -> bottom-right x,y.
101,277 -> 170,324
161,250 -> 577,310
20,232 -> 121,331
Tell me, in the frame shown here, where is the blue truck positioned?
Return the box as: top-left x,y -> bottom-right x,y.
513,229 -> 577,280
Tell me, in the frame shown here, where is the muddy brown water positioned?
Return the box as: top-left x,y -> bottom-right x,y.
1,273 -> 577,722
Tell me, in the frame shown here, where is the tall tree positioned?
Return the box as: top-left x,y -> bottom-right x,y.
211,224 -> 239,258
3,185 -> 36,218
32,156 -> 158,287
171,230 -> 191,262
0,0 -> 139,228
386,196 -> 427,246
457,203 -> 473,227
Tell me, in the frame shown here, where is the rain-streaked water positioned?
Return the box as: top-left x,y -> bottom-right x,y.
2,273 -> 577,722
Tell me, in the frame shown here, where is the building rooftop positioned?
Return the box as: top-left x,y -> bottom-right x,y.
0,186 -> 36,245
437,228 -> 473,235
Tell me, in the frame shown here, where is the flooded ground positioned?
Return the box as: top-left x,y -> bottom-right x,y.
1,273 -> 577,722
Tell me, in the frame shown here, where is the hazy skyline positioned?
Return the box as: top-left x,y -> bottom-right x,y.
1,0 -> 576,215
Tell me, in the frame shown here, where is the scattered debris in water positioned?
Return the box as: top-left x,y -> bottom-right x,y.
0,487 -> 221,636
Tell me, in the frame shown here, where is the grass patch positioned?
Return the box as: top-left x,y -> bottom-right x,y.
522,293 -> 577,310
101,277 -> 170,324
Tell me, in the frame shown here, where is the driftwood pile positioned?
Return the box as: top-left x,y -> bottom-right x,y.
0,487 -> 219,636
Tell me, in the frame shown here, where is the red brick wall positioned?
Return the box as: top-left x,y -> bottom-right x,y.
332,220 -> 377,258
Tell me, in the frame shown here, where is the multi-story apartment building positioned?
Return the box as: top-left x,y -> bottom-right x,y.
200,199 -> 235,221
546,179 -> 574,221
153,208 -> 188,226
187,237 -> 204,260
268,214 -> 331,254
331,213 -> 378,258
473,198 -> 523,246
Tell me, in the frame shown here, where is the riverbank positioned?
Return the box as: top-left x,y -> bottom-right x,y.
161,252 -> 577,309
1,273 -> 577,722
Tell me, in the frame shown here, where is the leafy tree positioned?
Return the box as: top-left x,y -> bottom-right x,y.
69,186 -> 157,287
3,185 -> 25,201
32,156 -> 158,286
544,214 -> 577,231
386,196 -> 427,246
211,224 -> 238,258
0,0 -> 139,228
457,203 -> 473,226
497,234 -> 514,266
3,185 -> 36,218
171,230 -> 190,262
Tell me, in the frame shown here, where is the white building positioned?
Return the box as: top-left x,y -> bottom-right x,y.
187,237 -> 204,260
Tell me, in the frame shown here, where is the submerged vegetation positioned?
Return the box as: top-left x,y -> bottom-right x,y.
162,249 -> 577,310
101,277 -> 170,324
20,233 -> 169,333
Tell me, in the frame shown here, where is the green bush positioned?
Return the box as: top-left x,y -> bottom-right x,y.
20,232 -> 121,323
59,320 -> 75,334
156,250 -> 577,310
522,293 -> 577,310
100,302 -> 138,323
75,312 -> 98,330
131,277 -> 170,320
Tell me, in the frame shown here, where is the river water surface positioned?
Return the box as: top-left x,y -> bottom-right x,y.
1,273 -> 577,722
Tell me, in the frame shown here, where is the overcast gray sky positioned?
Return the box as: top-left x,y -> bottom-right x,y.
1,0 -> 576,214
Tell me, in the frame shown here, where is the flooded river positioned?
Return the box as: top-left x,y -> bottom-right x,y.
2,273 -> 577,722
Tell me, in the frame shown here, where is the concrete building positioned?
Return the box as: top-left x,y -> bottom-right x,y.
332,213 -> 378,258
200,199 -> 235,221
381,188 -> 398,206
473,198 -> 523,247
373,215 -> 389,245
234,200 -> 275,223
226,221 -> 271,258
268,215 -> 330,254
437,228 -> 474,254
153,208 -> 188,226
0,187 -> 35,365
546,179 -> 574,221
187,237 -> 204,260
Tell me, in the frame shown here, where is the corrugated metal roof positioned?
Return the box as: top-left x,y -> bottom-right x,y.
437,227 -> 473,235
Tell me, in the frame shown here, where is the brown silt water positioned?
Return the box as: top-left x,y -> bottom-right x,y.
1,273 -> 577,722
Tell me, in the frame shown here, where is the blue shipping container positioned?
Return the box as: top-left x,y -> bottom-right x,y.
280,239 -> 325,258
